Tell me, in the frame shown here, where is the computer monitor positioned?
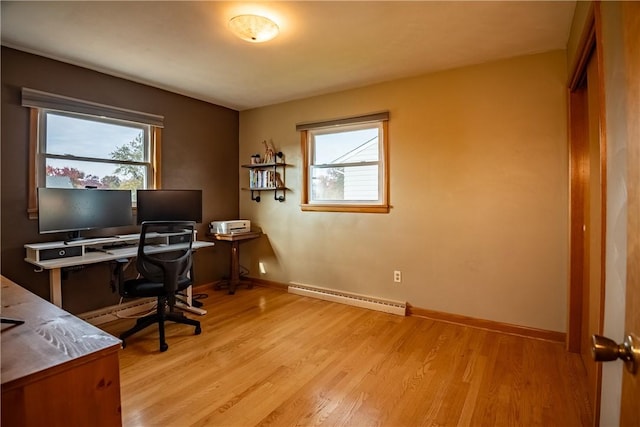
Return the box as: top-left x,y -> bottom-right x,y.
38,188 -> 133,241
136,189 -> 202,224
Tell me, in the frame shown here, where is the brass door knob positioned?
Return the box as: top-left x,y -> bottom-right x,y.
591,334 -> 639,374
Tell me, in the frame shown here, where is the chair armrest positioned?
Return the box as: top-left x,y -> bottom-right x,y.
110,258 -> 132,294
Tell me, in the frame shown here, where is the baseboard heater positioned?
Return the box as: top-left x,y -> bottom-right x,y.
79,298 -> 156,326
288,282 -> 406,316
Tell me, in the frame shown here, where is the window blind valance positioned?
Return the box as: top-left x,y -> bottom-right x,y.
21,87 -> 164,128
296,111 -> 389,131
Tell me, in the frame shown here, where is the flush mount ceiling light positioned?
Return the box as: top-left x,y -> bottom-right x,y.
229,14 -> 279,43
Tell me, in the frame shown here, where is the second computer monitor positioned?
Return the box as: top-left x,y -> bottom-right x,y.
136,189 -> 202,224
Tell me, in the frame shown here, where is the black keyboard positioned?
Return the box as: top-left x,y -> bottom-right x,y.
102,242 -> 136,250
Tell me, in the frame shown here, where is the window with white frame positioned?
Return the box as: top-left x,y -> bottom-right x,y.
23,88 -> 163,217
298,112 -> 389,213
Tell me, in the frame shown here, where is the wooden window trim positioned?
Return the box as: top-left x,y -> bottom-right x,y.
299,118 -> 390,213
27,108 -> 39,219
27,109 -> 162,218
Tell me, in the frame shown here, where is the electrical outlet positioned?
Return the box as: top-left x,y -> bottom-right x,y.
393,270 -> 402,283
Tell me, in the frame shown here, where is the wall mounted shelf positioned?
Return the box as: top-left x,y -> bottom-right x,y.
241,152 -> 288,202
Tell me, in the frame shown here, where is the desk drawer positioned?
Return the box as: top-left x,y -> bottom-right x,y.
39,246 -> 82,261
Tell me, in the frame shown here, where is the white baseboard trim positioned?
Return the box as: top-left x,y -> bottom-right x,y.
288,282 -> 406,316
79,298 -> 156,326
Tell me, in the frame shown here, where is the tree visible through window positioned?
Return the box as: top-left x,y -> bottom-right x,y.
23,88 -> 163,218
43,111 -> 150,191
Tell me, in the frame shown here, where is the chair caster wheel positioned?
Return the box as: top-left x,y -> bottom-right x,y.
195,326 -> 202,335
160,343 -> 168,352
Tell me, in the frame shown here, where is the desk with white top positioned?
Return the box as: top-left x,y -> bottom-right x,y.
24,233 -> 214,310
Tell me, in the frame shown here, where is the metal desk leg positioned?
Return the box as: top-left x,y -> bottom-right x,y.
175,285 -> 207,315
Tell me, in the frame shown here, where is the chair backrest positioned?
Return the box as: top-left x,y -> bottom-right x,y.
136,221 -> 196,295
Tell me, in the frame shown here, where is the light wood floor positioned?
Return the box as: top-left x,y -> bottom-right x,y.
102,285 -> 592,426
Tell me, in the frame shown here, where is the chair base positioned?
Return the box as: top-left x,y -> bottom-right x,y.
120,306 -> 201,352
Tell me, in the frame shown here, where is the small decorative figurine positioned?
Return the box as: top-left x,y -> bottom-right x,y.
262,139 -> 276,163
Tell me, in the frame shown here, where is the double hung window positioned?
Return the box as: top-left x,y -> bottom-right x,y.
41,111 -> 151,190
298,112 -> 389,213
23,88 -> 163,217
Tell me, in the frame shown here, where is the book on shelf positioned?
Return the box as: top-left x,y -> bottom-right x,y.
249,170 -> 283,189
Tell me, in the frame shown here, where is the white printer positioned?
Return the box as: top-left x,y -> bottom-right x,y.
209,220 -> 251,234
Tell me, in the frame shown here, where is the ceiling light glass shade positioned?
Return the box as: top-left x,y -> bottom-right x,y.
229,15 -> 279,43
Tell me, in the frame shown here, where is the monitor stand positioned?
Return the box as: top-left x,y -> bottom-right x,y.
64,230 -> 85,244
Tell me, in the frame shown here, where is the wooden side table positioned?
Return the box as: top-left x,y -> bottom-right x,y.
210,231 -> 262,294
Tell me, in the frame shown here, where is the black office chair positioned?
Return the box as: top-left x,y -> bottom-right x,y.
117,220 -> 201,352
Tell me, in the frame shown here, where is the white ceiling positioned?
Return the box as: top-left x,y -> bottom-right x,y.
1,1 -> 576,111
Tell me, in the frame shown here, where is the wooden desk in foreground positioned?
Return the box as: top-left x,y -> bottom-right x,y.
1,275 -> 122,427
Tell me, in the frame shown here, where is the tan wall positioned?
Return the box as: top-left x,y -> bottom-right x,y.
238,50 -> 568,332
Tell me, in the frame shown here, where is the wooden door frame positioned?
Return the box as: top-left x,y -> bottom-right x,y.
567,2 -> 608,423
620,1 -> 640,423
